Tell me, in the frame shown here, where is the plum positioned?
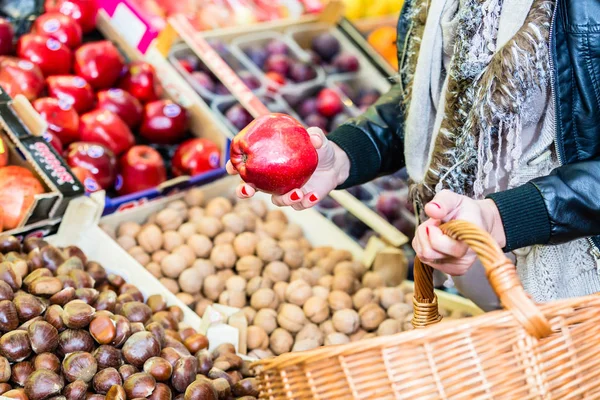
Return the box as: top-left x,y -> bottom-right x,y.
304,113 -> 328,132
225,103 -> 253,131
298,98 -> 318,118
190,71 -> 215,93
238,70 -> 261,90
376,192 -> 403,221
245,47 -> 269,69
311,32 -> 341,62
333,53 -> 360,73
266,39 -> 289,55
208,39 -> 228,56
289,62 -> 317,83
316,88 -> 343,117
215,83 -> 231,95
336,82 -> 356,100
305,50 -> 322,65
358,88 -> 381,107
265,54 -> 291,75
393,217 -> 415,240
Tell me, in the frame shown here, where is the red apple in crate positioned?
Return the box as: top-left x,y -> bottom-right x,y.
32,12 -> 82,49
265,54 -> 290,76
332,53 -> 360,73
96,88 -> 143,129
116,145 -> 166,195
46,75 -> 94,114
140,100 -> 188,145
316,88 -> 343,117
33,97 -> 80,145
118,62 -> 162,104
230,113 -> 318,195
0,166 -> 45,230
79,109 -> 134,155
0,58 -> 44,101
172,138 -> 220,177
66,142 -> 117,190
44,0 -> 98,34
0,18 -> 14,56
17,34 -> 72,77
74,41 -> 124,89
42,131 -> 64,153
71,166 -> 101,193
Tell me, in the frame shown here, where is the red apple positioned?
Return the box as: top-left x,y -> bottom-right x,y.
0,18 -> 14,56
33,97 -> 80,145
70,166 -> 101,193
42,131 -> 64,153
44,0 -> 98,34
0,57 -> 44,101
79,109 -> 134,155
116,145 -> 166,195
96,88 -> 143,129
74,41 -> 124,89
17,34 -> 72,77
118,62 -> 162,104
230,113 -> 318,195
32,12 -> 82,49
172,138 -> 220,177
139,100 -> 188,145
46,75 -> 94,113
66,141 -> 117,190
316,88 -> 343,117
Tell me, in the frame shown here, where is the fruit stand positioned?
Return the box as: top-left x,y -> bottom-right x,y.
0,0 -> 587,399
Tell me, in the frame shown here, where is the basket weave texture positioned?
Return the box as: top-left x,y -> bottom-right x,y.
252,221 -> 600,399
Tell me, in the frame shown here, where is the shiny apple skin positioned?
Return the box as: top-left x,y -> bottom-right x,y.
66,141 -> 117,190
116,145 -> 167,195
32,12 -> 82,49
230,113 -> 318,195
74,41 -> 124,89
46,75 -> 95,114
139,100 -> 188,145
172,138 -> 220,177
79,109 -> 135,156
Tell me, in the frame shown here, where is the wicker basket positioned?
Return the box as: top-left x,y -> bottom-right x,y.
253,221 -> 600,399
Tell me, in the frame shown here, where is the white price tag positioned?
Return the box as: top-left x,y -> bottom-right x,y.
110,3 -> 147,49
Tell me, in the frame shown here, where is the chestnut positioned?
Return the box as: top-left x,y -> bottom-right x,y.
85,394 -> 105,400
92,345 -> 123,370
118,364 -> 138,381
178,328 -> 196,342
28,250 -> 44,272
143,357 -> 172,382
11,361 -> 35,386
160,348 -> 181,368
68,270 -> 95,289
118,302 -> 152,324
40,246 -> 65,273
0,330 -> 32,362
171,356 -> 198,393
129,322 -> 145,334
56,258 -> 84,276
75,289 -> 99,305
17,315 -> 43,331
28,277 -> 62,297
110,316 -> 131,348
183,334 -> 208,354
122,332 -> 160,368
94,291 -> 117,313
147,382 -> 172,400
23,268 -> 53,287
33,353 -> 61,374
105,385 -> 126,400
57,330 -> 95,357
27,320 -> 59,354
0,281 -> 14,301
62,352 -> 97,383
164,337 -> 189,356
14,291 -> 46,322
3,388 -> 29,400
168,306 -> 184,323
146,295 -> 167,313
63,380 -> 88,400
145,322 -> 166,348
174,395 -> 184,400
107,274 -> 125,289
0,236 -> 21,254
240,361 -> 253,378
92,368 -> 122,394
150,311 -> 178,331
208,368 -> 235,387
89,316 -> 116,345
45,305 -> 66,332
195,350 -> 213,376
232,378 -> 259,398
213,353 -> 242,372
50,288 -> 76,306
0,355 -> 9,382
85,262 -> 106,284
24,370 -> 64,400
0,262 -> 22,291
212,378 -> 231,400
62,301 -> 94,329
0,382 -> 11,394
64,246 -> 87,264
123,372 -> 156,399
23,237 -> 47,253
184,379 -> 217,400
211,344 -> 235,359
57,275 -> 76,289
0,299 -> 18,332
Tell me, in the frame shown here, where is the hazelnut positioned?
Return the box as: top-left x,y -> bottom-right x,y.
285,280 -> 311,306
246,277 -> 272,296
358,304 -> 386,331
328,291 -> 352,311
276,304 -> 306,333
253,309 -> 277,334
178,267 -> 203,294
332,309 -> 359,335
303,296 -> 329,324
160,254 -> 187,278
187,235 -> 213,258
196,217 -> 223,238
353,288 -> 378,310
210,244 -> 237,270
256,239 -> 283,262
272,281 -> 288,302
162,231 -> 184,252
236,256 -> 263,280
262,261 -> 290,283
232,233 -> 258,257
269,329 -> 293,356
246,326 -> 268,350
295,323 -> 324,346
250,288 -> 278,310
137,225 -> 163,253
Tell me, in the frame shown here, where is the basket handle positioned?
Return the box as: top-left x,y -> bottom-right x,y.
411,220 -> 553,339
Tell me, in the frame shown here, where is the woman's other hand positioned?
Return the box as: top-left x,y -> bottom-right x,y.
226,127 -> 350,210
412,190 -> 506,276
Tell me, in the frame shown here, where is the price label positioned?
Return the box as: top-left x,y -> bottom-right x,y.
110,3 -> 147,50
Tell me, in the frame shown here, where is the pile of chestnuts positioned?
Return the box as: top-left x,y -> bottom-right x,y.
0,235 -> 258,400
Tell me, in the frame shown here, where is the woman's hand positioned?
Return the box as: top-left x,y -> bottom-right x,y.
412,190 -> 506,276
226,127 -> 350,210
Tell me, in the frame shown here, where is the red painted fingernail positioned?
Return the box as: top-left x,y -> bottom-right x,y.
290,191 -> 300,201
309,194 -> 318,202
431,202 -> 441,209
241,186 -> 248,196
426,227 -> 430,236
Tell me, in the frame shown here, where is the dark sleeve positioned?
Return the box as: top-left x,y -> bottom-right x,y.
327,83 -> 405,189
486,159 -> 600,252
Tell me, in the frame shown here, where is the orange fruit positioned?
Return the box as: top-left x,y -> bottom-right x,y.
368,26 -> 398,69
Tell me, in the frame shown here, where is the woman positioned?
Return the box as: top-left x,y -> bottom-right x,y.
227,0 -> 600,310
